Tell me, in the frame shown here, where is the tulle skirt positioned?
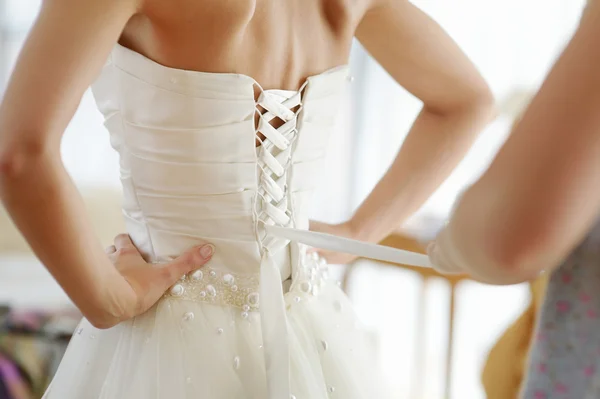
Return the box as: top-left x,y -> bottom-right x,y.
43,281 -> 391,398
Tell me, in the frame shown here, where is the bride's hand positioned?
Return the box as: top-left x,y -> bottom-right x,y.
102,234 -> 214,327
308,221 -> 359,265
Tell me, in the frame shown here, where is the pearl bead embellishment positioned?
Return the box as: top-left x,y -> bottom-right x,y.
247,293 -> 260,306
170,284 -> 185,296
300,281 -> 312,293
223,274 -> 235,285
190,270 -> 203,281
233,356 -> 240,370
164,267 -> 261,311
182,312 -> 194,321
162,248 -> 329,313
206,285 -> 217,297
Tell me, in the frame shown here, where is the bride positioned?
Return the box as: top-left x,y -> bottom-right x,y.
0,0 -> 494,398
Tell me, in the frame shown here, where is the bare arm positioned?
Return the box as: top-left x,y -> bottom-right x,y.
429,2 -> 600,284
346,0 -> 495,244
0,0 -> 212,327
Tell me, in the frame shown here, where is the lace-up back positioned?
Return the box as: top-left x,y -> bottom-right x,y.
93,43 -> 351,271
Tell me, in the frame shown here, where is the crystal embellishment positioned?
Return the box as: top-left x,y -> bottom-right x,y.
163,249 -> 330,311
164,267 -> 261,311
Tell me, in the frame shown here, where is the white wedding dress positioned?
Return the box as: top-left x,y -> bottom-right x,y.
43,44 -> 430,399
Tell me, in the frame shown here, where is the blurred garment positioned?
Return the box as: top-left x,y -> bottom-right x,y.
521,224 -> 600,398
0,308 -> 78,398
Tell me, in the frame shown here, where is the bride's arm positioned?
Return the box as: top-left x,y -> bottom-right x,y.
0,0 -> 210,328
349,1 -> 495,243
0,0 -> 139,324
430,2 -> 600,284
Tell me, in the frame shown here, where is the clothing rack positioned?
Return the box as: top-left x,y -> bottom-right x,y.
0,305 -> 79,399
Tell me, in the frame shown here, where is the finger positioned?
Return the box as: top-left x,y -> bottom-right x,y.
427,242 -> 447,273
115,234 -> 137,251
160,244 -> 215,286
105,245 -> 116,254
428,240 -> 461,275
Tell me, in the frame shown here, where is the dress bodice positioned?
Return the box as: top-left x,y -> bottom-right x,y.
92,44 -> 351,280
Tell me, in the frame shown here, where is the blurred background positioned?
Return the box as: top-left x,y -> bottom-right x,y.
0,0 -> 588,398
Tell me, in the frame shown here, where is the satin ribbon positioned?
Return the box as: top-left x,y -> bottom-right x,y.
258,225 -> 431,398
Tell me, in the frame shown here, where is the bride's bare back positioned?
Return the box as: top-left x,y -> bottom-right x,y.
122,0 -> 362,90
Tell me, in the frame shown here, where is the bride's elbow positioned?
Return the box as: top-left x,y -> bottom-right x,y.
424,83 -> 497,142
85,311 -> 121,330
450,74 -> 496,116
459,85 -> 498,127
80,295 -> 128,330
0,135 -> 54,182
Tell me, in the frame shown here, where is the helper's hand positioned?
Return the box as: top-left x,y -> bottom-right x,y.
427,227 -> 464,275
427,189 -> 470,275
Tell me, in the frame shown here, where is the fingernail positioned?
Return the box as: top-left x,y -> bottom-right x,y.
200,244 -> 215,259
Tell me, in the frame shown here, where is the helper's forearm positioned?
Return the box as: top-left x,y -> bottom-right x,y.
350,103 -> 494,243
434,185 -> 545,285
0,151 -> 124,321
433,4 -> 600,285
